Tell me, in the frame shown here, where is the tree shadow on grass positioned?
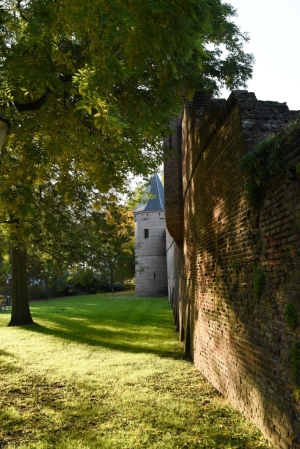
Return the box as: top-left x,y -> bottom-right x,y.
21,316 -> 184,359
13,296 -> 184,358
0,349 -> 22,375
0,367 -> 267,449
0,349 -> 13,357
1,297 -> 269,448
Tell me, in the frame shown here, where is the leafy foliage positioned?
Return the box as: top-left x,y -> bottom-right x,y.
242,137 -> 285,209
290,340 -> 300,386
242,119 -> 300,209
252,265 -> 265,298
284,303 -> 299,330
89,203 -> 135,284
0,0 -> 253,323
0,0 -> 253,186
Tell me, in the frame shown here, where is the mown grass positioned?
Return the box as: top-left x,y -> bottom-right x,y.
0,293 -> 272,448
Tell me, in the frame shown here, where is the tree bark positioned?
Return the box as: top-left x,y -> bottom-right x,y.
110,267 -> 114,293
8,247 -> 34,326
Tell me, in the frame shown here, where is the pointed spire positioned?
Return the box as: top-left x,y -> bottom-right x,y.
134,174 -> 164,212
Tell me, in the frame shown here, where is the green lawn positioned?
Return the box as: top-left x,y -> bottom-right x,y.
0,293 -> 272,448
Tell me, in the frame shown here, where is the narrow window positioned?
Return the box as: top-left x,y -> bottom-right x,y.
144,229 -> 149,238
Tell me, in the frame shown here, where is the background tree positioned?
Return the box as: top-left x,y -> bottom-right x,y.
86,203 -> 135,293
0,0 -> 253,324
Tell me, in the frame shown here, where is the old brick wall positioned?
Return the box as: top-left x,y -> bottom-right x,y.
164,117 -> 184,249
165,90 -> 300,448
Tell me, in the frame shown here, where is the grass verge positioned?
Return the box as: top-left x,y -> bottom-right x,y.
0,293 -> 272,448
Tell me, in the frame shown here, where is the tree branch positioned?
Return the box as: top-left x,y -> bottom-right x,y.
14,88 -> 51,112
14,76 -> 73,112
0,216 -> 20,224
17,0 -> 29,22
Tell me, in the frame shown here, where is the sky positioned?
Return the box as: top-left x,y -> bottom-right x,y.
221,0 -> 300,111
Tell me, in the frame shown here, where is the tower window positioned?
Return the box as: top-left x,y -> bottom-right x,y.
144,229 -> 149,238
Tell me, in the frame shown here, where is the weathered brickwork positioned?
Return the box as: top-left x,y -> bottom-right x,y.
165,90 -> 300,448
164,117 -> 184,248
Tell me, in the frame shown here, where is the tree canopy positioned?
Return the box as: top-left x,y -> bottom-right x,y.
0,0 -> 253,325
0,0 -> 253,185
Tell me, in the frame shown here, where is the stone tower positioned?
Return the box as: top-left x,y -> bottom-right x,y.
133,174 -> 168,296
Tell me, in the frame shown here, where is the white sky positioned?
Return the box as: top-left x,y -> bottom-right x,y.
221,0 -> 300,111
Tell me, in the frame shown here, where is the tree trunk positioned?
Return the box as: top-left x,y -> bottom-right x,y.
110,267 -> 114,293
9,247 -> 33,326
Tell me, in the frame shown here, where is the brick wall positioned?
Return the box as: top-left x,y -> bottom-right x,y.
164,117 -> 184,248
165,90 -> 300,448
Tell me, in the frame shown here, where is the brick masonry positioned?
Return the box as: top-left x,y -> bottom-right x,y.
164,90 -> 300,448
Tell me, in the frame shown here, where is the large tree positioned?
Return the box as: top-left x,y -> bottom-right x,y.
1,164 -> 105,325
0,0 -> 253,324
1,0 -> 253,154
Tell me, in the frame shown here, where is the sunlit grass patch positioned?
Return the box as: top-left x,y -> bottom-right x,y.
0,294 -> 273,448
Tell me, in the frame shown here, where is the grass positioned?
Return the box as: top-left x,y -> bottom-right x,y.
0,292 -> 273,449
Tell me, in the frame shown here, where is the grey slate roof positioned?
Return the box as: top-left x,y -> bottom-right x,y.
134,173 -> 164,212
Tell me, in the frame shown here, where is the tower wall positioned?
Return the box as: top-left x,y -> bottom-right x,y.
134,210 -> 168,296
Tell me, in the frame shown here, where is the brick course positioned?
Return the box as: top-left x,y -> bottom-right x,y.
165,90 -> 300,448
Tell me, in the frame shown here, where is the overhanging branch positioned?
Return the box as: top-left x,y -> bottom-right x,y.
14,89 -> 51,112
17,0 -> 29,22
14,75 -> 73,112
